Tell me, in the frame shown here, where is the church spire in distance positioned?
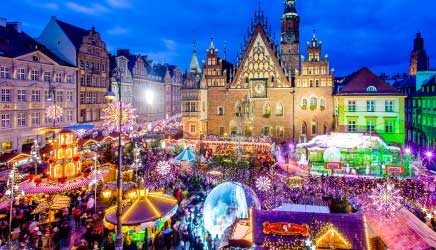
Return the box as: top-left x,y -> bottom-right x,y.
189,39 -> 201,73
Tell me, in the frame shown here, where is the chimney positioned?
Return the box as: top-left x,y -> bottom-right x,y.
0,18 -> 6,27
7,22 -> 22,33
117,49 -> 130,57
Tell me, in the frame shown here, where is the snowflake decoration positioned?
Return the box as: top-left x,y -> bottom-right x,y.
255,176 -> 272,192
156,161 -> 171,176
75,129 -> 88,139
102,101 -> 137,133
368,182 -> 402,216
45,104 -> 64,121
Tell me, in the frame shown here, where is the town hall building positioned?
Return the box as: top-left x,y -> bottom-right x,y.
181,0 -> 334,143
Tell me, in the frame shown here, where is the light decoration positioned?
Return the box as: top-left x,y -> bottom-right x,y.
255,175 -> 272,192
156,161 -> 171,176
102,101 -> 137,133
368,182 -> 402,216
45,104 -> 64,121
75,129 -> 87,139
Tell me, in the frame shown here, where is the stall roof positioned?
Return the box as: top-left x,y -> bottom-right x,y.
364,207 -> 436,249
273,203 -> 330,213
253,209 -> 368,250
0,152 -> 32,164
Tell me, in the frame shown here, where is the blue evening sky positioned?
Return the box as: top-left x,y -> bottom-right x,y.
2,0 -> 435,76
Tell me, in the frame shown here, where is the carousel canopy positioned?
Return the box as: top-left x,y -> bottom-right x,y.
105,191 -> 178,225
174,148 -> 197,162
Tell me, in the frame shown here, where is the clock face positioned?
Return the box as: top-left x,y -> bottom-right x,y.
255,83 -> 265,94
286,33 -> 296,43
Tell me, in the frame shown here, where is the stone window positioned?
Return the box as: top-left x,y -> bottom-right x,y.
311,119 -> 317,135
0,66 -> 10,79
263,103 -> 271,117
275,103 -> 283,116
1,113 -> 11,128
17,90 -> 26,102
385,100 -> 393,112
17,68 -> 25,80
217,106 -> 224,116
385,121 -> 393,133
31,69 -> 39,81
17,112 -> 26,127
301,122 -> 307,135
348,121 -> 356,132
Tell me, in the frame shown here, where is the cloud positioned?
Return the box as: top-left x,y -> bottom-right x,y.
65,2 -> 109,15
162,39 -> 177,51
106,26 -> 130,35
106,0 -> 131,9
40,2 -> 59,10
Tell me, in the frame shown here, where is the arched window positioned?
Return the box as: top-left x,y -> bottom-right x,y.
310,80 -> 313,87
310,97 -> 317,109
301,122 -> 307,135
217,106 -> 224,116
302,98 -> 308,108
275,102 -> 283,116
323,124 -> 328,134
366,86 -> 377,92
320,98 -> 326,110
312,119 -> 317,135
263,103 -> 271,117
316,80 -> 319,87
235,102 -> 242,116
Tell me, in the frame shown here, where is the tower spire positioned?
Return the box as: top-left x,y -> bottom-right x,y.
189,39 -> 201,73
224,40 -> 228,60
209,37 -> 215,50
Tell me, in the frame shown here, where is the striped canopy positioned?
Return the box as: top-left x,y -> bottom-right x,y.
174,148 -> 197,162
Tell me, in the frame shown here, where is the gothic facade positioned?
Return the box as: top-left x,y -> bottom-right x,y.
182,0 -> 334,143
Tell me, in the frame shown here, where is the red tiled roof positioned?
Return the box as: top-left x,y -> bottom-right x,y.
337,67 -> 405,96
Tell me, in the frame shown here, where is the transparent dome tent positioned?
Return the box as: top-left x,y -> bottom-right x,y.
203,181 -> 260,238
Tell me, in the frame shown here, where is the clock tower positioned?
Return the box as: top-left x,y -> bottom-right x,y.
280,0 -> 300,82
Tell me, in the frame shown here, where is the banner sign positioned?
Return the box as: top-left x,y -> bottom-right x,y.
385,165 -> 403,174
325,162 -> 342,170
262,222 -> 309,237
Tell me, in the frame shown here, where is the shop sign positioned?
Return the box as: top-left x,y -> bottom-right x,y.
325,162 -> 342,170
262,222 -> 309,237
385,165 -> 403,174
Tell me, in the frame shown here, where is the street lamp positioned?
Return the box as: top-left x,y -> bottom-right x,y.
290,88 -> 296,145
104,67 -> 123,250
6,163 -> 24,250
30,139 -> 42,175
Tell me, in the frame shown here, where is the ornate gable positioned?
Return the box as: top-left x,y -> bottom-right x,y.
232,25 -> 288,88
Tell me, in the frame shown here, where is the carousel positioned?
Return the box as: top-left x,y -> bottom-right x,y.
104,179 -> 178,242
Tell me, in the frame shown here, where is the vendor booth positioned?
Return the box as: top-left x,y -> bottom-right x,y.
104,179 -> 178,243
296,133 -> 406,177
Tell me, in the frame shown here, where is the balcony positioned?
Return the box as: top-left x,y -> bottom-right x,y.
182,111 -> 200,117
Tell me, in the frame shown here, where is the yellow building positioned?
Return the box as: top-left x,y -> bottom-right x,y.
335,67 -> 406,146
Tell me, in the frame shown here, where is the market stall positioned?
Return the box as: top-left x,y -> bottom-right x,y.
104,180 -> 178,243
296,133 -> 404,176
